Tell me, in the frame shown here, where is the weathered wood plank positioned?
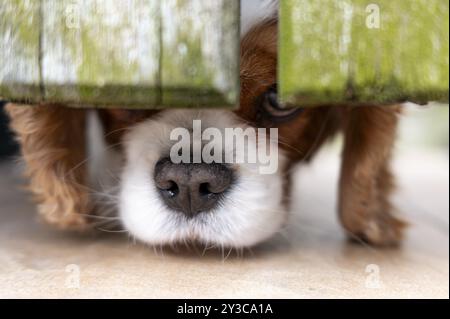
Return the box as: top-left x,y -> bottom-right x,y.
160,0 -> 239,107
0,0 -> 41,101
0,0 -> 239,108
41,0 -> 161,106
279,0 -> 449,106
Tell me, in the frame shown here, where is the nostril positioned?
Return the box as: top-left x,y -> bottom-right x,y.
199,181 -> 228,195
156,178 -> 174,190
162,181 -> 179,197
199,182 -> 213,196
203,166 -> 233,194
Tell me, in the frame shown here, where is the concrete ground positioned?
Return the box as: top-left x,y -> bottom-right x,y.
0,107 -> 448,298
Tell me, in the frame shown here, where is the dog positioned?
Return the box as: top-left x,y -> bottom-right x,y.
5,0 -> 405,248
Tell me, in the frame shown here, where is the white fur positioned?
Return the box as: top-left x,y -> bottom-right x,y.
88,1 -> 285,247
119,110 -> 287,247
87,111 -> 123,220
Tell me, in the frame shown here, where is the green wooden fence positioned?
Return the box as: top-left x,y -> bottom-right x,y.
1,0 -> 448,108
0,0 -> 239,108
279,0 -> 449,106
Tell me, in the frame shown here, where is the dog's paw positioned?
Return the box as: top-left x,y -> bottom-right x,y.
37,198 -> 90,231
40,209 -> 89,231
342,213 -> 407,247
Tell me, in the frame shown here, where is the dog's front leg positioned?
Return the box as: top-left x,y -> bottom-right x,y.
6,103 -> 90,229
338,105 -> 406,246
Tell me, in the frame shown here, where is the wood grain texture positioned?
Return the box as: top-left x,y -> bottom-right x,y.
0,0 -> 42,101
0,0 -> 239,108
279,0 -> 449,106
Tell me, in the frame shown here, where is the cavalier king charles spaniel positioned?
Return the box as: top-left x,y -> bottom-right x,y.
6,0 -> 405,248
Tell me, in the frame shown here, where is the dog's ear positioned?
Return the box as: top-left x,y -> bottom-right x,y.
5,103 -> 90,229
239,18 -> 278,121
338,105 -> 406,246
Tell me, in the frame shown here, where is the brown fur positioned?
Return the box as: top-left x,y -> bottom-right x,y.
238,19 -> 406,246
5,103 -> 89,229
6,19 -> 406,245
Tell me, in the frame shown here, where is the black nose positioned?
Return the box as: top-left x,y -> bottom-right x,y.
154,158 -> 233,218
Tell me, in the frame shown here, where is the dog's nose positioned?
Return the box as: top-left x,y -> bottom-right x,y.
154,158 -> 233,217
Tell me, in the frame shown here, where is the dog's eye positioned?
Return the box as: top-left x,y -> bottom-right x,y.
259,86 -> 303,122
